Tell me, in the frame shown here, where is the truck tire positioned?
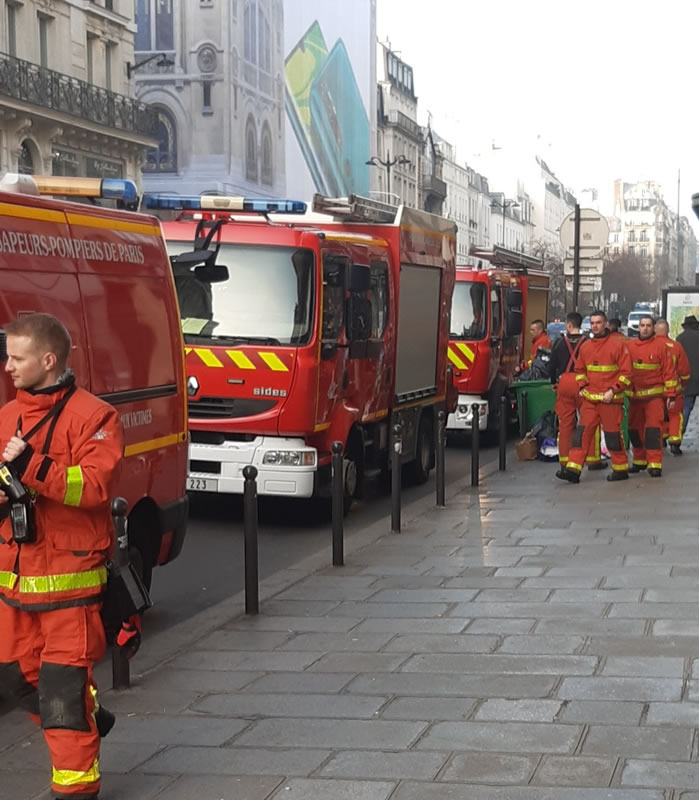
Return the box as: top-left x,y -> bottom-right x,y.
404,414 -> 433,485
343,432 -> 364,514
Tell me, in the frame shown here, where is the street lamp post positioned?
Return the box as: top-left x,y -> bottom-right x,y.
126,52 -> 175,80
367,151 -> 411,200
490,197 -> 519,247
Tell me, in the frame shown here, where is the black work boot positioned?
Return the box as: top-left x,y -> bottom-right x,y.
648,468 -> 662,477
670,444 -> 683,456
587,461 -> 608,471
607,471 -> 629,482
96,706 -> 115,738
563,469 -> 580,484
555,468 -> 570,481
628,464 -> 647,473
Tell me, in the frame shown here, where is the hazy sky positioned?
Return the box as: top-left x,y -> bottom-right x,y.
377,0 -> 699,227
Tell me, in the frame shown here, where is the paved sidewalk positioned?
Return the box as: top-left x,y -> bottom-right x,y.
5,421 -> 699,800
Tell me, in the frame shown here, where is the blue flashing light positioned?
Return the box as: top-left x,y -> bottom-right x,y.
143,194 -> 307,214
101,178 -> 139,204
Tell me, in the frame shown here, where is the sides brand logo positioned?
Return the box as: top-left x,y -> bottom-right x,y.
253,387 -> 288,397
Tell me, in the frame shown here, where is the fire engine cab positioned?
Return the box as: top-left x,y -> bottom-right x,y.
145,192 -> 457,506
447,245 -> 549,433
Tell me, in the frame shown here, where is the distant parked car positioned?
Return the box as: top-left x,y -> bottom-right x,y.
547,321 -> 566,341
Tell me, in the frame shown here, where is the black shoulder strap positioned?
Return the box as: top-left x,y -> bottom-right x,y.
18,384 -> 77,446
563,335 -> 584,373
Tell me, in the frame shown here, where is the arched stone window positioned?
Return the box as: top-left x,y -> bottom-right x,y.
18,140 -> 35,174
144,107 -> 177,173
245,115 -> 258,183
261,122 -> 273,185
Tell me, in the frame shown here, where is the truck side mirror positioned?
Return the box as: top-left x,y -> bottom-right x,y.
505,308 -> 523,337
506,288 -> 523,308
346,294 -> 372,343
348,264 -> 371,292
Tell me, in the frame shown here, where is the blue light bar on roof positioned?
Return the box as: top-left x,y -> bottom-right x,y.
101,178 -> 139,204
142,194 -> 307,214
31,176 -> 139,203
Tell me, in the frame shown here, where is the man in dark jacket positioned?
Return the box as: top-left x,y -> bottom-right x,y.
677,315 -> 699,433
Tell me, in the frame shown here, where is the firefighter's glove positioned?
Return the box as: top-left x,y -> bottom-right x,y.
116,614 -> 142,659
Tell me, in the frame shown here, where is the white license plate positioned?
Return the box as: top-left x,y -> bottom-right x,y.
187,477 -> 219,492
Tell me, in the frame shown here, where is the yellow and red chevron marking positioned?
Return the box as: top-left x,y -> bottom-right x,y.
184,347 -> 292,372
447,342 -> 476,370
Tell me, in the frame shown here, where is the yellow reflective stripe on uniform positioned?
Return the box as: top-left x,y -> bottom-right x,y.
447,347 -> 468,370
52,759 -> 100,787
258,352 -> 289,372
648,462 -> 662,469
226,350 -> 255,370
582,390 -> 625,401
681,373 -> 691,381
63,466 -> 84,507
634,386 -> 664,397
633,362 -> 661,370
575,374 -> 587,382
0,571 -> 18,589
587,364 -> 618,372
567,462 -> 583,472
665,380 -> 679,388
20,567 -> 107,595
632,460 -> 648,466
618,375 -> 632,386
611,463 -> 629,471
455,342 -> 476,363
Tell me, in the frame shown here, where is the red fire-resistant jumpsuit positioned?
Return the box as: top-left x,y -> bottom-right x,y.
656,334 -> 691,445
528,331 -> 552,366
0,377 -> 123,799
565,331 -> 633,476
627,335 -> 676,471
553,335 -> 586,468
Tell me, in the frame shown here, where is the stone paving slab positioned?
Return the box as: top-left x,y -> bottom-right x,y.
7,430 -> 699,799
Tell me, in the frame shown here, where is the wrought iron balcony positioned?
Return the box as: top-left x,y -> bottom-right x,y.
0,51 -> 158,138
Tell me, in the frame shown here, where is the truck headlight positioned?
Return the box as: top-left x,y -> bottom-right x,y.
263,450 -> 316,467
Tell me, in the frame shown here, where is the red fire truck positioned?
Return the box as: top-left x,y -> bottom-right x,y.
0,174 -> 189,588
446,245 -> 550,434
145,193 -> 457,505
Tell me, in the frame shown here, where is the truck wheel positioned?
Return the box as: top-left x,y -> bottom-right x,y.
343,436 -> 364,514
404,415 -> 433,485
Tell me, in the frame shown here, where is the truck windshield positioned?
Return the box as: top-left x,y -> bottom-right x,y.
167,243 -> 314,346
450,281 -> 487,341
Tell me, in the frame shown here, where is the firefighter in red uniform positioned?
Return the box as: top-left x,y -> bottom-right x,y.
627,316 -> 676,476
559,310 -> 633,483
528,319 -> 552,365
0,314 -> 124,800
655,318 -> 691,455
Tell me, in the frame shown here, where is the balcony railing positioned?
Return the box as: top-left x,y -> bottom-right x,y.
422,174 -> 447,200
0,51 -> 158,138
386,110 -> 422,141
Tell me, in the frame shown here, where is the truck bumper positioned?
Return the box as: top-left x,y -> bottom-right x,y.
447,396 -> 489,431
188,436 -> 317,498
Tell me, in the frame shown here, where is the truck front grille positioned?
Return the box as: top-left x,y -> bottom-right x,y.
188,396 -> 276,419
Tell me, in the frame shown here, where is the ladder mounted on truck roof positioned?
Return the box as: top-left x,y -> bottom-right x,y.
469,244 -> 543,272
312,193 -> 399,224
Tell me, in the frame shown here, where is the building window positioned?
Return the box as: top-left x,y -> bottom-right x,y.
641,246 -> 647,258
244,1 -> 257,64
87,35 -> 95,84
18,141 -> 35,174
135,0 -> 174,52
628,245 -> 635,255
258,6 -> 271,72
202,80 -> 212,113
144,107 -> 177,172
245,115 -> 257,182
86,156 -> 123,179
243,1 -> 270,71
105,0 -> 114,10
105,42 -> 113,90
6,2 -> 17,57
261,122 -> 273,185
640,230 -> 648,242
628,230 -> 636,242
38,14 -> 50,68
52,148 -> 80,177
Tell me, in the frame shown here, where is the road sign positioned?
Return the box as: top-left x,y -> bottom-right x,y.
559,208 -> 609,256
566,277 -> 602,292
563,257 -> 604,276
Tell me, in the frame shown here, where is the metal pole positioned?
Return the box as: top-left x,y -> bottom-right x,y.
572,203 -> 581,310
110,497 -> 130,690
391,423 -> 402,534
386,150 -> 391,199
677,168 -> 682,284
499,394 -> 507,471
243,465 -> 259,615
470,404 -> 480,487
331,441 -> 344,566
519,390 -> 529,439
436,410 -> 446,507
502,202 -> 506,247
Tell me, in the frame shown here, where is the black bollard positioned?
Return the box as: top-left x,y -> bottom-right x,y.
436,410 -> 446,507
110,497 -> 130,690
243,465 -> 259,615
331,441 -> 344,566
499,394 -> 507,471
391,423 -> 402,534
471,403 -> 480,487
520,390 -> 529,439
